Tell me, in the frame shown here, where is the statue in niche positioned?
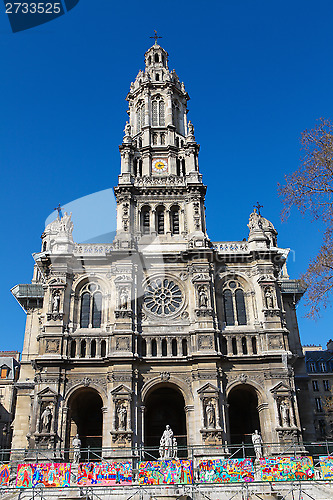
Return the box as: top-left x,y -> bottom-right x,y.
40,405 -> 52,433
248,208 -> 262,232
117,405 -> 127,431
205,400 -> 216,428
252,430 -> 263,459
198,286 -> 208,308
159,425 -> 174,459
72,434 -> 81,464
280,400 -> 291,427
119,288 -> 128,310
52,293 -> 60,313
265,287 -> 274,309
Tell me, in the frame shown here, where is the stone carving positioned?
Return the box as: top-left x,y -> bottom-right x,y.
160,372 -> 170,381
159,425 -> 177,459
45,339 -> 60,354
82,377 -> 91,387
248,208 -> 262,231
239,373 -> 248,384
265,287 -> 274,309
280,400 -> 291,427
72,434 -> 81,464
205,400 -> 216,428
117,405 -> 127,431
116,337 -> 130,351
252,430 -> 263,459
187,120 -> 194,136
144,278 -> 183,317
40,406 -> 52,433
52,293 -> 60,313
198,335 -> 213,350
124,121 -> 131,137
119,288 -> 128,309
198,286 -> 208,308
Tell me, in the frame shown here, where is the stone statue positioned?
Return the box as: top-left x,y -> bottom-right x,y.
117,405 -> 127,431
52,293 -> 60,313
59,212 -> 74,234
248,208 -> 262,232
265,287 -> 274,309
280,400 -> 291,427
187,120 -> 194,136
199,287 -> 208,308
205,401 -> 215,428
159,425 -> 174,459
124,121 -> 131,137
72,434 -> 81,464
120,288 -> 128,310
40,406 -> 52,433
252,430 -> 263,459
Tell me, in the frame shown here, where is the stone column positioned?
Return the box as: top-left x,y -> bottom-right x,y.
236,337 -> 242,355
147,339 -> 152,357
140,406 -> 145,447
157,338 -> 162,357
226,337 -> 232,356
126,401 -> 132,432
101,406 -> 108,451
177,338 -> 182,357
112,402 -> 117,432
166,90 -> 173,127
96,340 -> 101,358
165,209 -> 171,235
86,339 -> 92,358
167,338 -> 172,356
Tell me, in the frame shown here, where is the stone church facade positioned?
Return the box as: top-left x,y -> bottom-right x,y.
11,41 -> 311,461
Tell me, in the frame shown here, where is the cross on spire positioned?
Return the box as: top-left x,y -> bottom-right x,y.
150,30 -> 162,45
54,203 -> 62,217
254,201 -> 263,216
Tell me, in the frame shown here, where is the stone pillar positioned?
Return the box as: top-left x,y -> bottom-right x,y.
112,402 -> 117,432
236,338 -> 242,355
97,340 -> 101,358
166,90 -> 173,127
147,339 -> 152,357
167,338 -> 172,356
177,338 -> 182,357
157,338 -> 162,357
102,406 -> 108,450
86,339 -> 92,358
165,209 -> 171,235
140,406 -> 145,447
126,401 -> 132,432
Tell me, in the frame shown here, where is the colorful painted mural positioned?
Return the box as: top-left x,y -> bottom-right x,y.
198,459 -> 254,483
138,460 -> 193,485
16,463 -> 71,488
259,456 -> 314,481
78,461 -> 132,485
319,456 -> 333,480
0,465 -> 10,487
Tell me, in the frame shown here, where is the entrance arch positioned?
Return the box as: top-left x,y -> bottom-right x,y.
66,388 -> 103,454
228,384 -> 261,444
144,385 -> 187,457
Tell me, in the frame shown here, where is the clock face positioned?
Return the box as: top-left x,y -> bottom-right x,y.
152,158 -> 168,173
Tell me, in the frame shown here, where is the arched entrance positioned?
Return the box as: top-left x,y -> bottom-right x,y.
66,388 -> 103,457
145,386 -> 187,457
228,385 -> 261,444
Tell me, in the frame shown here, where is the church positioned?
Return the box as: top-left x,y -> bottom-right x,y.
11,39 -> 312,464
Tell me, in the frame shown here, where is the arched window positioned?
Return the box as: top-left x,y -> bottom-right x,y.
176,158 -> 181,176
148,56 -> 151,65
70,340 -> 76,358
155,73 -> 160,81
91,339 -> 96,358
170,206 -> 180,235
153,133 -> 158,145
80,340 -> 86,358
172,339 -> 177,356
43,241 -> 47,251
151,339 -> 157,357
252,337 -> 257,355
137,103 -> 145,133
80,292 -> 90,328
181,159 -> 186,176
182,339 -> 188,356
222,280 -> 248,326
223,290 -> 234,326
101,340 -> 106,358
160,133 -> 165,145
156,206 -> 165,234
154,53 -> 159,63
141,206 -> 150,234
241,337 -> 248,355
0,365 -> 9,379
232,338 -> 237,355
80,286 -> 102,328
152,97 -> 165,126
162,339 -> 167,356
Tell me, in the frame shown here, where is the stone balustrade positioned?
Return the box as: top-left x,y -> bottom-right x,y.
68,335 -> 108,359
212,241 -> 249,253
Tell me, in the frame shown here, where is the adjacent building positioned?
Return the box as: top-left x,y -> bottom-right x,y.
0,351 -> 20,451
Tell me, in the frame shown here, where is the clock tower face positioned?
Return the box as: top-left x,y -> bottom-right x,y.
152,158 -> 168,174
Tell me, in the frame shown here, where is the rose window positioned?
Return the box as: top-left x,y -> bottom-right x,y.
144,278 -> 183,316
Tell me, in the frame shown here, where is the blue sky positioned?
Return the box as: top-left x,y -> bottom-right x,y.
1,0 -> 333,351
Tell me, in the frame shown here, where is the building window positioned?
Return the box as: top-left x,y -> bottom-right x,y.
312,380 -> 319,392
315,397 -> 323,412
308,362 -> 316,373
137,103 -> 145,133
154,53 -> 159,63
156,207 -> 165,234
152,97 -> 165,126
141,338 -> 146,357
162,339 -> 167,356
172,339 -> 177,356
70,341 -> 76,358
323,380 -> 330,391
318,419 -> 326,437
170,206 -> 180,235
182,339 -> 188,356
222,280 -> 248,326
80,287 -> 102,328
0,366 -> 9,379
101,340 -> 106,358
91,340 -> 96,358
151,339 -> 157,357
320,362 -> 327,372
251,337 -> 258,354
80,340 -> 86,358
141,206 -> 150,234
241,337 -> 248,355
232,337 -> 237,355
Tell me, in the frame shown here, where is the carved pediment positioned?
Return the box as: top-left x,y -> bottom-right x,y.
197,383 -> 219,397
111,384 -> 132,399
258,275 -> 276,284
37,387 -> 58,398
270,381 -> 292,396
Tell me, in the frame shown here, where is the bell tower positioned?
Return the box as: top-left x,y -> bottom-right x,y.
115,38 -> 208,250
